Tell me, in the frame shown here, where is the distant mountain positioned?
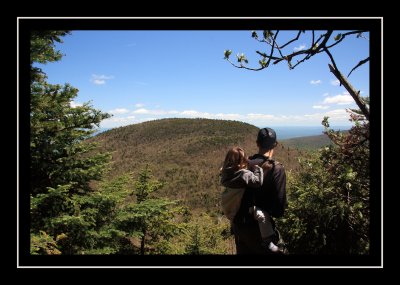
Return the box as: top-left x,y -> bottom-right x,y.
270,126 -> 325,140
280,134 -> 332,150
91,128 -> 113,136
89,118 -> 302,213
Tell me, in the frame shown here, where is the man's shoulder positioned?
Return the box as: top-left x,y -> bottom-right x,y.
249,153 -> 266,160
273,161 -> 285,173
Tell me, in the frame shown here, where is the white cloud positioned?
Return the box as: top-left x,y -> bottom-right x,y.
323,94 -> 353,105
70,101 -> 82,108
109,108 -> 130,114
133,108 -> 150,114
93,79 -> 106,85
100,116 -> 136,128
100,107 -> 354,128
324,109 -> 351,120
91,74 -> 114,85
132,108 -> 179,115
322,92 -> 329,97
135,103 -> 144,108
294,44 -> 306,52
180,110 -> 213,118
302,109 -> 350,122
214,113 -> 243,120
330,79 -> 340,86
313,105 -> 330,109
310,80 -> 322,85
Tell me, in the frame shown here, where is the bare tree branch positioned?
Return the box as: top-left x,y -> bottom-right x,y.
225,30 -> 370,105
279,31 -> 302,49
347,57 -> 370,78
328,64 -> 369,120
311,30 -> 315,47
325,30 -> 368,49
266,30 -> 280,67
255,51 -> 280,61
226,58 -> 265,71
324,47 -> 340,78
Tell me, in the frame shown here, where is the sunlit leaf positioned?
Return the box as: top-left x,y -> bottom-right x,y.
223,49 -> 232,59
334,33 -> 342,41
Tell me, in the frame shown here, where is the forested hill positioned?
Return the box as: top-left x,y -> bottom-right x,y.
280,134 -> 332,150
89,118 -> 301,212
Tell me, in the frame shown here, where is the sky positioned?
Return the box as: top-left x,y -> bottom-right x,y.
36,30 -> 370,129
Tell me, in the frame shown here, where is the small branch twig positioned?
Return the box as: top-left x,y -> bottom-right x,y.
347,57 -> 370,78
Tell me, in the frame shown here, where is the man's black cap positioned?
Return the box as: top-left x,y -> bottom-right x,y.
257,127 -> 277,149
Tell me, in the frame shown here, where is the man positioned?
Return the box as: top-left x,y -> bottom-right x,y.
232,127 -> 287,254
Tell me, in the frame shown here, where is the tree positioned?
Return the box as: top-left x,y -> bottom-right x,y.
279,108 -> 369,254
185,224 -> 203,254
183,213 -> 232,255
224,30 -> 370,120
116,166 -> 186,255
30,31 -> 112,254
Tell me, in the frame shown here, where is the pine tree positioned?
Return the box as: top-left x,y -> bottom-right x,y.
116,166 -> 185,255
30,31 -> 112,254
185,224 -> 203,254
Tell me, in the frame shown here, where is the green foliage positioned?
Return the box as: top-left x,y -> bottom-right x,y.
263,30 -> 274,42
117,166 -> 186,254
185,224 -> 203,254
281,134 -> 333,150
134,165 -> 164,203
184,214 -> 233,254
278,111 -> 369,254
30,177 -> 129,254
236,53 -> 248,64
30,31 -> 70,65
167,213 -> 233,255
224,50 -> 232,59
30,81 -> 111,195
334,33 -> 342,41
30,231 -> 62,255
259,59 -> 268,68
30,30 -> 113,254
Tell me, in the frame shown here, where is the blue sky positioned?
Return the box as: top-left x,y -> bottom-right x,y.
37,30 -> 370,129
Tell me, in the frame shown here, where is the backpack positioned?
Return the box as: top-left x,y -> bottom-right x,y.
233,154 -> 276,224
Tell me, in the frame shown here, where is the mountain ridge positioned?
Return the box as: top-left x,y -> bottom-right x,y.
90,118 -> 323,212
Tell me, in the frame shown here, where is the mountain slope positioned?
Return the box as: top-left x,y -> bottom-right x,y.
90,118 -> 301,212
280,134 -> 332,150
